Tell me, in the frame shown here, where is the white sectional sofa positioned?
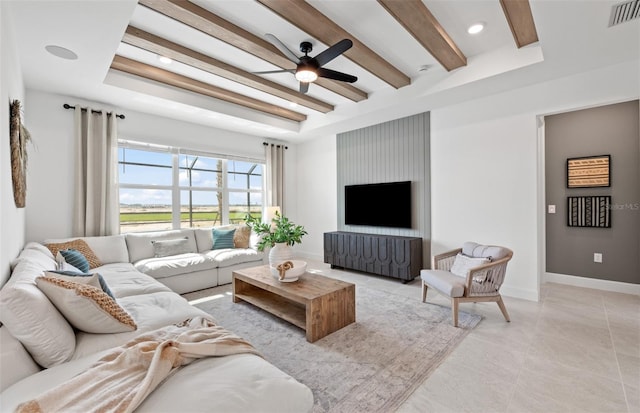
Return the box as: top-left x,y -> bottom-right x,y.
0,227 -> 313,412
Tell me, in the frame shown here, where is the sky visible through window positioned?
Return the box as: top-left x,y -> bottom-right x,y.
118,148 -> 263,207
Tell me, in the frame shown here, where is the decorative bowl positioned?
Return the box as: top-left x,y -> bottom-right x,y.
269,260 -> 307,282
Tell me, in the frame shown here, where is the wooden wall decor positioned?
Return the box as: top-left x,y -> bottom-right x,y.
9,99 -> 31,208
567,154 -> 610,188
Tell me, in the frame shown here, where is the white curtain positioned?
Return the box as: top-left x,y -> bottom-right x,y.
72,106 -> 119,237
264,143 -> 285,213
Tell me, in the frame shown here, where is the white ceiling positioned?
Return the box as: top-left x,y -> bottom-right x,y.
6,0 -> 640,142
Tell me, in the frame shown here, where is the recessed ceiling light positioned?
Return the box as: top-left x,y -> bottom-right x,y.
289,102 -> 299,108
158,56 -> 173,65
467,22 -> 485,35
45,45 -> 78,60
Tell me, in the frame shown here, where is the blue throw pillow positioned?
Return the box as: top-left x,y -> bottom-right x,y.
212,228 -> 236,250
59,249 -> 90,273
48,270 -> 115,299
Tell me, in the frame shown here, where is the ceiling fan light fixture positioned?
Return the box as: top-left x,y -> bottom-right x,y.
295,69 -> 318,83
467,22 -> 485,35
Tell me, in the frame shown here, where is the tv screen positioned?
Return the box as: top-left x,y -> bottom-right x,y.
344,181 -> 411,228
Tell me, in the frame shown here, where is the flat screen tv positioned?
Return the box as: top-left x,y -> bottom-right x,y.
344,181 -> 411,228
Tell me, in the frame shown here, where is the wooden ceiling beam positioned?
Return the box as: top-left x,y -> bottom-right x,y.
110,55 -> 306,122
500,0 -> 539,48
257,0 -> 410,89
138,0 -> 367,102
123,26 -> 334,113
377,0 -> 466,71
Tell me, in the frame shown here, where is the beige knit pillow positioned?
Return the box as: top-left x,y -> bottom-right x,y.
35,276 -> 136,334
45,239 -> 102,269
233,225 -> 251,248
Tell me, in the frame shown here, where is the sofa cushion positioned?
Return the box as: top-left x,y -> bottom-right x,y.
152,237 -> 191,258
44,239 -> 101,269
212,228 -> 236,250
0,245 -> 76,368
204,248 -> 263,268
44,235 -> 129,265
462,242 -> 509,261
133,253 -> 217,280
35,277 -> 137,334
94,263 -> 172,298
420,269 -> 465,298
72,291 -> 208,360
126,230 -> 197,263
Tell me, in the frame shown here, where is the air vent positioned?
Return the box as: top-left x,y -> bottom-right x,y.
609,0 -> 640,27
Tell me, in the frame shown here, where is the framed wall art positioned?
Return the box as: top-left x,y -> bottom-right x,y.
567,196 -> 611,228
566,154 -> 610,188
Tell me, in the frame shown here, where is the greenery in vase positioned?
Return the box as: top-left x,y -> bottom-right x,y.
246,211 -> 307,252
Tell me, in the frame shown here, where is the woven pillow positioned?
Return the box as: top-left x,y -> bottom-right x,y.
35,277 -> 136,334
46,239 -> 102,269
450,253 -> 490,283
233,225 -> 251,248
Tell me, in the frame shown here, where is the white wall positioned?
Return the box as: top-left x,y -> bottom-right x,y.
0,2 -> 26,286
296,60 -> 639,301
24,90 -> 271,242
292,135 -> 337,261
431,60 -> 639,301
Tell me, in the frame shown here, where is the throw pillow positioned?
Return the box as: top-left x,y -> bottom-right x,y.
233,225 -> 251,248
212,228 -> 236,250
151,237 -> 192,258
46,239 -> 102,269
35,277 -> 136,334
58,249 -> 90,273
45,270 -> 115,299
450,253 -> 490,283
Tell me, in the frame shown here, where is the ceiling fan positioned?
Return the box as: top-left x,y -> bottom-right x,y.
256,34 -> 358,93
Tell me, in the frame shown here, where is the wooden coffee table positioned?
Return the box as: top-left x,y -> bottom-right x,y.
232,265 -> 355,342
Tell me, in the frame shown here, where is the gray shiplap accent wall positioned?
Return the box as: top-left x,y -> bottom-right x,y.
337,112 -> 430,265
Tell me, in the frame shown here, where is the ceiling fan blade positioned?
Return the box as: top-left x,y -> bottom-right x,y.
253,69 -> 294,74
313,39 -> 353,67
299,82 -> 309,94
265,33 -> 300,63
317,67 -> 357,83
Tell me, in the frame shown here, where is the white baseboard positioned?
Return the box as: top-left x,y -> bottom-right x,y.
544,272 -> 640,296
500,285 -> 540,302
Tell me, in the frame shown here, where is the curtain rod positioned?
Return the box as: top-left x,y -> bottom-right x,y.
263,142 -> 288,150
63,103 -> 125,119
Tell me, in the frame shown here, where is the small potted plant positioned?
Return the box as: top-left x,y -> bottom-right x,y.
246,211 -> 307,266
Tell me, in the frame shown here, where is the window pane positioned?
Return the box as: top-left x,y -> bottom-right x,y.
228,162 -> 262,190
180,190 -> 221,228
119,148 -> 172,186
119,188 -> 172,233
229,192 -> 262,224
179,155 -> 221,187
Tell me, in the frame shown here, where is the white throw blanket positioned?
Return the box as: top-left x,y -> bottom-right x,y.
16,316 -> 261,413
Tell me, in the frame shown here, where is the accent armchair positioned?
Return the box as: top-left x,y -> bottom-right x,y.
420,242 -> 513,327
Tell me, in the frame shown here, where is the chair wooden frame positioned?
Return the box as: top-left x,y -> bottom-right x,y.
421,247 -> 513,327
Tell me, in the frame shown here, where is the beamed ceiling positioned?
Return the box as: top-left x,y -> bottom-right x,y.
112,0 -> 536,125
7,0 -> 640,140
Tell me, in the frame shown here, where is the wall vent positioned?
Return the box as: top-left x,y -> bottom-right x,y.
609,0 -> 640,27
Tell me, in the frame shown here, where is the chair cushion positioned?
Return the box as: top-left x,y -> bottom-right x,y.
450,254 -> 489,278
462,242 -> 509,261
420,269 -> 465,298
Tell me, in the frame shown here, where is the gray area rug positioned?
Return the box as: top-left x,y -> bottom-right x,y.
194,284 -> 481,412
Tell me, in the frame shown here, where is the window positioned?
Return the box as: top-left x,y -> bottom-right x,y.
118,141 -> 263,233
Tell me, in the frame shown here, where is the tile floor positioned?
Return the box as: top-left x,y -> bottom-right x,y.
186,261 -> 639,413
